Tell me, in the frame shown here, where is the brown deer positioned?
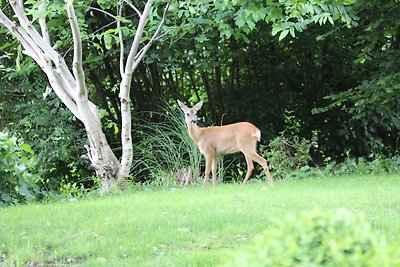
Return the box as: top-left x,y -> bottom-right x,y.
177,100 -> 273,188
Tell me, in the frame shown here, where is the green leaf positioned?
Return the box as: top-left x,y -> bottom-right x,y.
328,16 -> 334,25
242,35 -> 251,43
20,143 -> 33,154
247,20 -> 256,30
221,29 -> 232,39
289,27 -> 295,37
16,45 -> 22,71
279,30 -> 289,41
235,17 -> 246,28
271,26 -> 281,36
103,34 -> 113,49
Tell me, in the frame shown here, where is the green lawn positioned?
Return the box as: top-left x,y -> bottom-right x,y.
1,174 -> 400,266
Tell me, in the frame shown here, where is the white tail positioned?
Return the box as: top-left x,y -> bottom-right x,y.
177,100 -> 273,188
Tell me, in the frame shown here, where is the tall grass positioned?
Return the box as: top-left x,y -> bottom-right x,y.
131,102 -> 203,185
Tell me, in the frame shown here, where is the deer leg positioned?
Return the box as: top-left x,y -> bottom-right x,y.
211,155 -> 218,186
203,155 -> 212,188
242,155 -> 254,185
249,152 -> 273,186
184,169 -> 191,186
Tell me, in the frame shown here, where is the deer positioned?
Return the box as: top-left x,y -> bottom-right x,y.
172,167 -> 193,187
177,100 -> 273,188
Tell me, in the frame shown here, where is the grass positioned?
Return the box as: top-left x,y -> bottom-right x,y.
1,174 -> 400,266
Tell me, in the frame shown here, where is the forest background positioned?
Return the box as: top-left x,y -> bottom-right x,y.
0,0 -> 399,204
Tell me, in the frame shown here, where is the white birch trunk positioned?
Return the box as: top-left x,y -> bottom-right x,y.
0,0 -> 168,191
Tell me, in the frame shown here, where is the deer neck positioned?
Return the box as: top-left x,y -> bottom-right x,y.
187,123 -> 202,143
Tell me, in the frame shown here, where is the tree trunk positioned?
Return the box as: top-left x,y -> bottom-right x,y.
214,65 -> 224,123
200,70 -> 217,122
0,0 -> 168,191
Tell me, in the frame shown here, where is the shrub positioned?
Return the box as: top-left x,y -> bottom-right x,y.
221,209 -> 400,267
262,132 -> 317,179
260,110 -> 319,179
0,132 -> 41,205
330,156 -> 400,176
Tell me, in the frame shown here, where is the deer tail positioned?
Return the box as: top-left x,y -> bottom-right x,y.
252,128 -> 261,142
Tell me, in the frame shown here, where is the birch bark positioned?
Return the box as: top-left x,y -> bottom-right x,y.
0,0 -> 169,191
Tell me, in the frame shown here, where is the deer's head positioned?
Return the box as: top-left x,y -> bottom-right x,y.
177,100 -> 203,125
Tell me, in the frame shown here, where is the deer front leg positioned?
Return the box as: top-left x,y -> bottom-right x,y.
203,155 -> 212,188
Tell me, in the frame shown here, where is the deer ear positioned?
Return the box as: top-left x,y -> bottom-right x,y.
193,100 -> 203,112
177,100 -> 188,111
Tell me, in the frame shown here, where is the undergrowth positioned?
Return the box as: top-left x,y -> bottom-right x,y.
131,102 -> 202,186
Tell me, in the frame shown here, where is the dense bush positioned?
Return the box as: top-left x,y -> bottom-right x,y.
9,91 -> 92,191
221,209 -> 400,267
262,131 -> 318,179
0,132 -> 41,205
261,110 -> 319,179
328,156 -> 400,176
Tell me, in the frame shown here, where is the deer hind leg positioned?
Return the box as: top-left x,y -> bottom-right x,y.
248,152 -> 273,186
211,155 -> 218,186
242,155 -> 254,185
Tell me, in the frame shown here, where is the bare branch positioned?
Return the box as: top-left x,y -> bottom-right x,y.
123,0 -> 142,18
9,0 -> 58,61
66,0 -> 87,99
91,20 -> 117,35
44,67 -> 81,119
56,55 -> 77,89
7,0 -> 78,100
117,0 -> 154,180
0,5 -> 79,117
132,1 -> 171,71
0,9 -> 42,64
87,6 -> 119,20
118,2 -> 125,78
38,0 -> 50,45
121,0 -> 152,91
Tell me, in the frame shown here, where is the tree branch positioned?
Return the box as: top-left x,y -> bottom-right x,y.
0,4 -> 80,119
9,0 -> 58,62
87,6 -> 119,20
0,9 -> 42,65
122,0 -> 142,18
117,2 -> 125,78
123,0 -> 152,79
38,0 -> 50,46
132,1 -> 171,71
66,0 -> 87,99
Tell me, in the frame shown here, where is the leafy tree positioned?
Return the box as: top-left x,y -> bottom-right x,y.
313,0 -> 400,157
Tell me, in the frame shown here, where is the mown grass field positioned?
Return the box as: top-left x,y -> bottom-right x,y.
1,174 -> 400,266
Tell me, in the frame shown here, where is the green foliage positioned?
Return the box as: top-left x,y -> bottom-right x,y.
312,55 -> 400,156
316,74 -> 400,155
327,156 -> 400,176
222,209 -> 400,267
172,0 -> 356,43
132,102 -> 203,185
264,133 -> 318,179
262,111 -> 318,179
1,0 -> 398,195
8,87 -> 92,191
0,132 -> 41,205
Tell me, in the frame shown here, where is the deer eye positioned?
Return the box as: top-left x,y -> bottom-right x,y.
186,113 -> 189,116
